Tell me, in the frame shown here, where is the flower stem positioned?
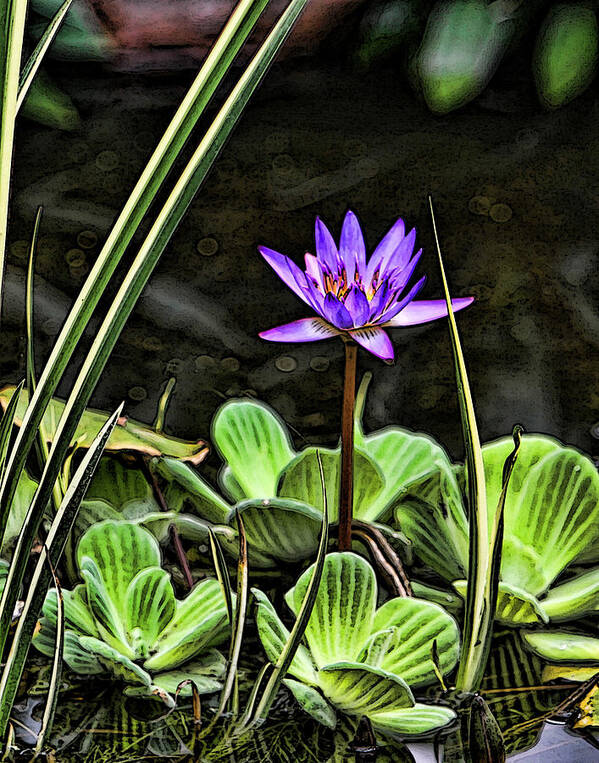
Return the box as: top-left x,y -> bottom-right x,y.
339,340 -> 357,551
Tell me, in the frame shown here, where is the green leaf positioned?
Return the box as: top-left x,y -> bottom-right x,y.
125,568 -> 176,658
77,520 -> 162,619
414,0 -> 513,114
80,557 -> 132,656
151,456 -> 232,525
362,427 -> 450,521
152,650 -> 226,695
236,498 -> 322,563
219,465 -> 245,503
542,568 -> 599,622
369,703 -> 456,737
364,597 -> 460,687
522,631 -> 599,664
393,461 -> 468,581
453,580 -> 548,626
253,588 -> 317,686
79,635 -> 152,686
145,579 -> 228,672
533,4 -> 599,109
542,664 -> 599,683
1,470 -> 39,556
43,585 -> 98,638
212,399 -> 295,499
481,436 -> 599,596
0,386 -> 208,463
283,679 -> 337,728
279,447 -> 384,523
285,552 -> 377,668
86,458 -> 159,515
319,662 -> 414,715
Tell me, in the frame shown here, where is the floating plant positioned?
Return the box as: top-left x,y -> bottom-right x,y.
33,520 -> 230,705
392,434 -> 599,628
253,552 -> 459,736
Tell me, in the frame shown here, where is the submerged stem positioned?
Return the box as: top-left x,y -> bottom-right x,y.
339,340 -> 357,551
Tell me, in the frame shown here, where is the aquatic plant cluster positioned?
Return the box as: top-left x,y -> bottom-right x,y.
1,0 -> 599,760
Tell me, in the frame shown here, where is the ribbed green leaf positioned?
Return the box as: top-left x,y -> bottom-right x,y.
125,567 -> 176,657
80,557 -> 132,656
394,461 -> 468,581
145,579 -> 228,672
278,447 -> 384,523
152,650 -> 226,695
285,552 -> 377,668
213,399 -> 295,498
541,568 -> 599,622
319,662 -> 414,715
77,520 -> 161,619
253,588 -> 317,686
522,631 -> 599,664
453,580 -> 548,626
79,635 -> 152,686
86,458 -> 159,514
473,436 -> 599,596
42,585 -> 98,638
362,427 -> 449,521
236,498 -> 322,563
34,626 -> 104,675
369,703 -> 456,737
363,597 -> 460,687
283,679 -> 337,728
151,456 -> 232,525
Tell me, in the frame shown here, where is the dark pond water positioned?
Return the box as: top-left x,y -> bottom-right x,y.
5,13 -> 599,763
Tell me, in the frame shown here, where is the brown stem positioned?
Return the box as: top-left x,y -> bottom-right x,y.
352,519 -> 412,597
339,340 -> 357,552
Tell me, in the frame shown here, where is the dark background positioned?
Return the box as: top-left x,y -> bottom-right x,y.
4,11 -> 599,466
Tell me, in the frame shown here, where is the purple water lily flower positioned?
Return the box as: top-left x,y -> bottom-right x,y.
258,211 -> 473,362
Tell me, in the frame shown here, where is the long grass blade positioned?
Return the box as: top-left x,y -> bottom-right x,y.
0,380 -> 24,479
17,0 -> 73,110
250,450 -> 329,726
25,207 -> 64,511
428,196 -> 488,693
480,425 -> 523,670
214,513 -> 248,724
0,404 -> 123,735
208,528 -> 234,629
0,0 -> 309,671
33,555 -> 64,758
0,0 -> 28,311
0,0 -> 271,538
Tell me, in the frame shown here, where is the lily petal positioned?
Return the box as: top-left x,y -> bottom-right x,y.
259,246 -> 313,308
304,253 -> 325,292
259,317 -> 339,343
344,285 -> 370,327
339,210 -> 366,282
315,217 -> 340,272
387,248 -> 423,292
375,275 -> 426,324
365,217 -> 405,284
349,327 -> 394,362
384,297 -> 474,327
322,293 -> 354,329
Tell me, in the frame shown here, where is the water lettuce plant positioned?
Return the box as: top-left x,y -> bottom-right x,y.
151,395 -> 448,568
33,520 -> 230,705
393,434 -> 599,628
254,552 -> 459,736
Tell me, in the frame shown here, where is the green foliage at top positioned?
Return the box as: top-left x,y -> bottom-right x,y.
151,398 -> 446,567
254,552 -> 459,737
393,433 -> 599,628
33,520 -> 230,705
